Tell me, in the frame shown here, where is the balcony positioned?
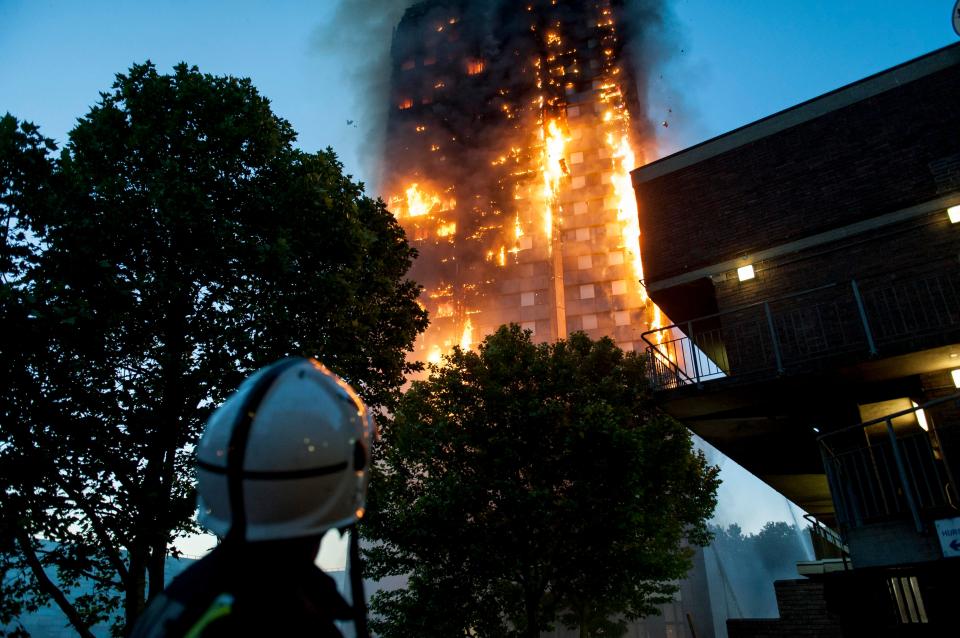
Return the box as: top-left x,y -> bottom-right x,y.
642,268 -> 960,392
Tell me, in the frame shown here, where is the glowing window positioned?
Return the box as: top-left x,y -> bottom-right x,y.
398,98 -> 413,110
621,341 -> 635,352
614,310 -> 630,326
401,59 -> 415,71
574,202 -> 588,215
575,228 -> 590,241
567,105 -> 580,117
611,280 -> 627,295
601,172 -> 613,184
571,176 -> 586,189
949,205 -> 960,223
521,321 -> 536,334
570,151 -> 584,164
577,255 -> 593,270
737,264 -> 755,281
519,236 -> 533,250
466,58 -> 485,75
582,314 -> 598,330
580,284 -> 595,299
520,292 -> 535,307
423,56 -> 437,66
608,251 -> 624,266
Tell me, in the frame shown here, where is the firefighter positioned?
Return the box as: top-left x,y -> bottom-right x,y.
131,357 -> 373,638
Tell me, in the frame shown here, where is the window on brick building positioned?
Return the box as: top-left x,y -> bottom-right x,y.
520,291 -> 535,307
608,251 -> 624,265
611,279 -> 627,295
580,284 -> 595,299
582,314 -> 598,330
577,255 -> 593,270
614,310 -> 630,326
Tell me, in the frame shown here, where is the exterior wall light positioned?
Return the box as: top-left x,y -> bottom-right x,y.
952,368 -> 960,388
737,264 -> 755,281
949,205 -> 960,224
912,401 -> 929,432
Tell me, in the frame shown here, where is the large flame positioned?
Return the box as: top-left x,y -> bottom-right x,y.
460,318 -> 474,351
389,183 -> 455,218
606,132 -> 648,305
541,119 -> 568,244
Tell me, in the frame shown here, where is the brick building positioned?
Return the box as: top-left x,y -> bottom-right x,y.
631,43 -> 960,635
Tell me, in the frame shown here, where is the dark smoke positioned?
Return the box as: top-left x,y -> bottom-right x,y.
313,0 -> 414,193
620,0 -> 704,160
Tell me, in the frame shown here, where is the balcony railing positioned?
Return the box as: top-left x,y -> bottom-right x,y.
641,269 -> 960,391
818,393 -> 960,534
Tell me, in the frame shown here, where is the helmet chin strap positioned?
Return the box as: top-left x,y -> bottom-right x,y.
348,524 -> 371,638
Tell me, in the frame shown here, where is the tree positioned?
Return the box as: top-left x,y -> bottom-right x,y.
363,325 -> 719,638
0,62 -> 427,636
707,521 -> 812,618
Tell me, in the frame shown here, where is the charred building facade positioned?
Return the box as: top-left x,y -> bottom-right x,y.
384,0 -> 662,363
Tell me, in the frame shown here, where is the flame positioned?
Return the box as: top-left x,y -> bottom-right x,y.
541,119 -> 568,243
605,132 -> 647,305
390,183 -> 455,218
389,3 -> 671,374
466,58 -> 485,75
437,221 -> 456,237
460,318 -> 474,351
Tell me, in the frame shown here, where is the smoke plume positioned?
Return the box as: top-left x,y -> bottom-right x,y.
312,0 -> 414,193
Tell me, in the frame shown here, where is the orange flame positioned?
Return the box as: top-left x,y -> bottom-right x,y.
541,119 -> 568,244
390,183 -> 455,218
460,318 -> 474,351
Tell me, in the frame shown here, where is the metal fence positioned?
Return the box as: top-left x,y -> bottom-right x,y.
642,270 -> 960,391
818,394 -> 960,533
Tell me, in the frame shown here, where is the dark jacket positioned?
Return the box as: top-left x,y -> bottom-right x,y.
130,541 -> 354,637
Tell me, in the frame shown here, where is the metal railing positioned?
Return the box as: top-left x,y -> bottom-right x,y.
641,270 -> 960,391
818,393 -> 960,534
803,512 -> 850,566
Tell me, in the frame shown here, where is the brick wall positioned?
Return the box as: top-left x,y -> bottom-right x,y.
727,579 -> 842,638
635,62 -> 960,285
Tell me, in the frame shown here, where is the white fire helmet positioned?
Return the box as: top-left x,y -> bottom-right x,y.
196,358 -> 374,542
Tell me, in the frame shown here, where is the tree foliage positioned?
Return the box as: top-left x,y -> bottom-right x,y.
363,325 -> 719,638
0,62 -> 426,636
708,521 -> 813,619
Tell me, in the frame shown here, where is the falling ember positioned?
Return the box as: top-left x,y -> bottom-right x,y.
460,318 -> 474,351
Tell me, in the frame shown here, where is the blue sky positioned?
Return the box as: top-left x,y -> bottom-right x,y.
3,1 -> 958,565
3,1 -> 956,190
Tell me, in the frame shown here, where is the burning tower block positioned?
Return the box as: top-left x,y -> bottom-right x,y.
384,0 -> 664,363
